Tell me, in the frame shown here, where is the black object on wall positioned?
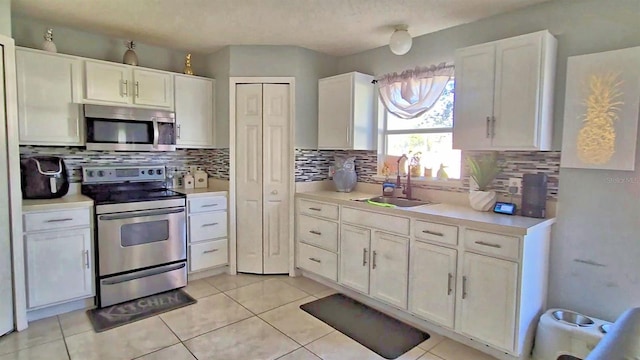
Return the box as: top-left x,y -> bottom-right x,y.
522,173 -> 547,218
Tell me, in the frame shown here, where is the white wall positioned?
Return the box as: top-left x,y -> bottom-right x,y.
338,0 -> 640,321
0,0 -> 10,37
206,47 -> 231,147
11,14 -> 208,74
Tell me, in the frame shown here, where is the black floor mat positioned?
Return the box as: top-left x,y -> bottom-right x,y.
87,289 -> 196,332
300,293 -> 429,359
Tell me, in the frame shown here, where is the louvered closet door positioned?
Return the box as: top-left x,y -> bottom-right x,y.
262,84 -> 290,274
236,84 -> 264,273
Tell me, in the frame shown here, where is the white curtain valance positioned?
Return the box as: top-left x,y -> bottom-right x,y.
377,63 -> 454,120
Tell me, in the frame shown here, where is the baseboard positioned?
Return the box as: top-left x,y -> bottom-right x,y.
188,265 -> 229,280
27,297 -> 95,322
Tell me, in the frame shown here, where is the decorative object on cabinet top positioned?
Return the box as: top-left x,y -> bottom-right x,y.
41,28 -> 57,53
122,40 -> 138,66
184,53 -> 194,75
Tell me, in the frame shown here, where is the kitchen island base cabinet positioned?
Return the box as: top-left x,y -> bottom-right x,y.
26,228 -> 93,309
339,224 -> 371,294
409,242 -> 457,328
460,252 -> 518,352
370,232 -> 409,310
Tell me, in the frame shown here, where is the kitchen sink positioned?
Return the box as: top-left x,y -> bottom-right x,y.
360,196 -> 433,208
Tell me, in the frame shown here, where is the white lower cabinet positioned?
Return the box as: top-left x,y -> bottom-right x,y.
26,227 -> 93,309
186,193 -> 229,273
409,241 -> 457,328
370,232 -> 409,309
460,251 -> 518,352
339,224 -> 371,294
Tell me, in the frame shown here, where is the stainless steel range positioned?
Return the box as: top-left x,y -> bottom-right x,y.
81,165 -> 187,308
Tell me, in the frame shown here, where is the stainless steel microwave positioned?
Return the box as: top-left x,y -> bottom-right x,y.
84,104 -> 176,151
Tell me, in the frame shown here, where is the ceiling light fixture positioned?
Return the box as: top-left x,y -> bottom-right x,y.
389,25 -> 412,55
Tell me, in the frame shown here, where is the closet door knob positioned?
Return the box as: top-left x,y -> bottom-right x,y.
271,190 -> 278,195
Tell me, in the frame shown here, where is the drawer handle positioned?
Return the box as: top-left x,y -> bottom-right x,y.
46,218 -> 74,223
372,250 -> 377,269
201,204 -> 219,208
203,249 -> 219,254
308,257 -> 322,263
308,207 -> 322,211
475,240 -> 502,249
309,230 -> 322,236
447,273 -> 453,295
422,230 -> 444,237
462,276 -> 468,299
202,223 -> 219,227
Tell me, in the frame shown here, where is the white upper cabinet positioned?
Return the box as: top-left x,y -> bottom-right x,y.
318,72 -> 375,150
16,48 -> 83,146
453,30 -> 557,151
174,75 -> 215,147
132,69 -> 173,108
84,60 -> 131,105
84,60 -> 174,109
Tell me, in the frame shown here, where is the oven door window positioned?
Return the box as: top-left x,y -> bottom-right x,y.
121,220 -> 169,246
87,119 -> 154,145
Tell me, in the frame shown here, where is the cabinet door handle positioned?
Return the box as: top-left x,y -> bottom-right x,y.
475,240 -> 502,249
202,223 -> 219,227
84,250 -> 90,269
308,207 -> 322,212
135,81 -> 140,98
372,250 -> 377,269
309,257 -> 321,263
123,80 -> 129,97
462,276 -> 468,299
486,116 -> 491,138
177,124 -> 181,139
447,273 -> 453,295
362,248 -> 368,266
491,116 -> 496,138
422,230 -> 444,237
203,249 -> 219,254
309,230 -> 322,236
47,218 -> 73,223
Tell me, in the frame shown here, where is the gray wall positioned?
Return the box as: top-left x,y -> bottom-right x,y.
0,0 -> 10,37
339,0 -> 640,321
11,14 -> 208,74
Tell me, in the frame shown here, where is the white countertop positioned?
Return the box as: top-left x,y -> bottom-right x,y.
296,190 -> 555,236
173,187 -> 228,197
22,194 -> 94,212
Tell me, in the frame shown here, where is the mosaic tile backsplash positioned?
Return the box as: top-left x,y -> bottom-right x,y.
19,146 -> 230,182
294,149 -> 561,200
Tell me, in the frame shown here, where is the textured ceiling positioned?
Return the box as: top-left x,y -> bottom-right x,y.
11,0 -> 552,56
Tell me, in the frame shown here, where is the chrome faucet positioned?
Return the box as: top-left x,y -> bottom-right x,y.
395,155 -> 413,200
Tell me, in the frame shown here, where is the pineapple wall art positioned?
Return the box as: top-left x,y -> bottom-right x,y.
561,46 -> 640,171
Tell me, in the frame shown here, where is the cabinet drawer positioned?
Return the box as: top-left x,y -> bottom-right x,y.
190,212 -> 227,242
188,196 -> 227,213
298,199 -> 338,220
298,243 -> 338,281
342,207 -> 410,236
24,208 -> 90,232
190,239 -> 228,272
464,229 -> 520,260
297,215 -> 338,252
414,220 -> 458,246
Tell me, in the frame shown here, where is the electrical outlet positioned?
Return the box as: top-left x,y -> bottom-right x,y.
508,177 -> 522,195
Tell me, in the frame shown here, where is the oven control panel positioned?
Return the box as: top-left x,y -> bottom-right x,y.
83,165 -> 166,183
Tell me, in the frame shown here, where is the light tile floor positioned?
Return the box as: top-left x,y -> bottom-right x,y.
0,274 -> 499,360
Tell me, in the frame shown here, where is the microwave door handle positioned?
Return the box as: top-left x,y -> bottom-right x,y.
152,118 -> 159,149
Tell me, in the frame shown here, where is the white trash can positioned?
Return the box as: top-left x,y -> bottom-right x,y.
532,309 -> 612,360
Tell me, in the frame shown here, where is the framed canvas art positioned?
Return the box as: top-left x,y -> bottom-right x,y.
561,46 -> 640,170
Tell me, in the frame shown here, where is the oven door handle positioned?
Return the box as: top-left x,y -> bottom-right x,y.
99,208 -> 185,221
101,262 -> 186,285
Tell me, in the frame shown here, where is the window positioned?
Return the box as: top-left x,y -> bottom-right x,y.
381,79 -> 461,179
